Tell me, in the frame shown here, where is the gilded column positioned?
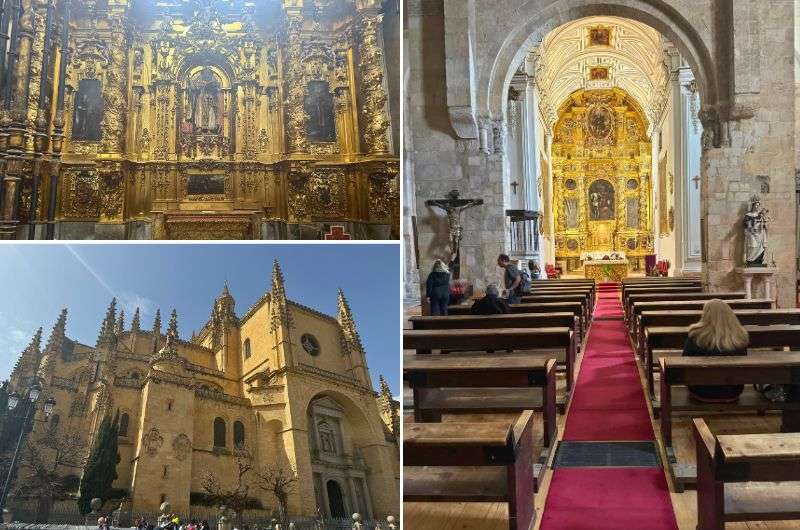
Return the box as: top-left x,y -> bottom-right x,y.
333,30 -> 358,157
0,0 -> 35,237
283,9 -> 306,154
46,0 -> 68,240
103,15 -> 129,155
357,8 -> 390,156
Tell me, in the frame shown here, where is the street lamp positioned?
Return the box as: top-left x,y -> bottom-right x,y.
0,382 -> 55,510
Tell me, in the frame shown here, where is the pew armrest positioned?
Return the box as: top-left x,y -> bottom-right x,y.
692,418 -> 716,461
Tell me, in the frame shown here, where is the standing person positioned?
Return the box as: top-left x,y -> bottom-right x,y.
497,254 -> 522,304
682,299 -> 748,402
425,259 -> 451,316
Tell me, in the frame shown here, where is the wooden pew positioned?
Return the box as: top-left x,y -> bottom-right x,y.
627,299 -> 774,344
659,354 -> 800,490
644,324 -> 800,398
404,327 -> 576,390
447,301 -> 586,340
624,291 -> 746,324
528,286 -> 596,309
404,353 -> 557,490
693,418 -> 800,529
405,412 -> 537,530
635,308 -> 800,358
621,285 -> 703,305
519,293 -> 592,321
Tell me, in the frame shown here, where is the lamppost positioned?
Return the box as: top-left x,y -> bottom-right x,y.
0,380 -> 55,510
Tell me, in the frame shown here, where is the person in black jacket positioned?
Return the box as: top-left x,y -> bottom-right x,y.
426,259 -> 451,316
682,298 -> 748,402
470,284 -> 511,315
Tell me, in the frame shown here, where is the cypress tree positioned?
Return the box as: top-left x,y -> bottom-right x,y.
78,411 -> 120,514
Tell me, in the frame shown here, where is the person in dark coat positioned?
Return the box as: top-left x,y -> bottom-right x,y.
426,259 -> 451,316
470,284 -> 511,315
682,298 -> 748,402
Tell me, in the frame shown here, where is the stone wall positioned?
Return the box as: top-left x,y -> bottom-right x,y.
405,0 -> 797,306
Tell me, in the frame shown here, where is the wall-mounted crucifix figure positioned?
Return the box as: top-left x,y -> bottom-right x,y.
426,189 -> 483,278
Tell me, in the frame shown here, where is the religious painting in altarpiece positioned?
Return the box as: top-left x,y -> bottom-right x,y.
38,0 -> 399,240
552,88 -> 653,263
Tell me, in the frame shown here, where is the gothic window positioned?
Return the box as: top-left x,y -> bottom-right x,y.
301,334 -> 321,356
119,412 -> 130,437
243,338 -> 251,359
213,417 -> 226,448
317,420 -> 338,456
233,420 -> 245,448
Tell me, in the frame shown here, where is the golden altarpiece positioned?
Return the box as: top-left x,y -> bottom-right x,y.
552,88 -> 654,270
0,0 -> 399,240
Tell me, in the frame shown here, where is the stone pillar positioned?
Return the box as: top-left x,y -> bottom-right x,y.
357,7 -> 391,156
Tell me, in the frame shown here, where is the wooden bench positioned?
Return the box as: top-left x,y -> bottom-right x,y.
404,353 -> 557,490
624,291 -> 746,325
447,301 -> 586,340
627,299 -> 773,344
659,354 -> 800,490
519,293 -> 592,320
404,412 -> 537,530
693,418 -> 800,529
530,283 -> 596,308
644,324 -> 800,398
622,285 -> 703,306
404,327 -> 576,390
635,309 -> 800,358
410,312 -> 581,345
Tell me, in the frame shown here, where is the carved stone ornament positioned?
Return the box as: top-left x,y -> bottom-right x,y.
172,433 -> 192,461
143,426 -> 164,455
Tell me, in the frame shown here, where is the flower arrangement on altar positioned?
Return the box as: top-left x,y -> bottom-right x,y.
647,259 -> 671,277
449,279 -> 471,304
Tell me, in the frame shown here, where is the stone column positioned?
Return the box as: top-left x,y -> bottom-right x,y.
357,7 -> 391,156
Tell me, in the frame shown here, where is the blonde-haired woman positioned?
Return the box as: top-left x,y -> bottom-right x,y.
682,298 -> 749,402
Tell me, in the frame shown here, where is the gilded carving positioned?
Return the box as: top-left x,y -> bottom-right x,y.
63,169 -> 101,219
358,13 -> 390,154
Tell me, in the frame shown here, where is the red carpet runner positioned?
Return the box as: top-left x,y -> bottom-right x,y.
540,283 -> 678,529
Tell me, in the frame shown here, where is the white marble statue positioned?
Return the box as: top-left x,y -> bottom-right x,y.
743,195 -> 768,266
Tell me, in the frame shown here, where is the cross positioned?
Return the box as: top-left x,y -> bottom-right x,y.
692,175 -> 700,190
511,181 -> 519,194
324,225 -> 351,240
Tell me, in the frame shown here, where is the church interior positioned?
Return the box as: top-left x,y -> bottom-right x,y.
403,1 -> 800,529
0,0 -> 400,240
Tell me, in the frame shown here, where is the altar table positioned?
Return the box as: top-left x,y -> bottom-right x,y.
584,259 -> 629,282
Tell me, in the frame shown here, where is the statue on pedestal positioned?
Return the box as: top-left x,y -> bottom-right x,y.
743,195 -> 768,266
426,190 -> 483,278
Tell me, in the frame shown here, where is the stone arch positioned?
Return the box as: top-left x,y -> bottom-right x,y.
482,1 -> 719,122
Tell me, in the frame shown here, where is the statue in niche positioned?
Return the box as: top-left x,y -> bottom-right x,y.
187,68 -> 221,133
564,198 -> 579,229
588,179 -> 614,221
743,195 -> 769,266
305,80 -> 336,142
73,79 -> 103,141
626,197 -> 639,229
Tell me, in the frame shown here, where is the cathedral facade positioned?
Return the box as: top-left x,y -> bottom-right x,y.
8,261 -> 400,519
0,0 -> 400,240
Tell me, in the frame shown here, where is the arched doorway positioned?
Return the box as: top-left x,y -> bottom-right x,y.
326,480 -> 346,518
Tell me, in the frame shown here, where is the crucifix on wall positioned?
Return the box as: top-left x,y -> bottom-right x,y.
511,181 -> 519,195
692,174 -> 700,190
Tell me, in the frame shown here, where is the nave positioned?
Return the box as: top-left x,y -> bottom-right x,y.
403,278 -> 800,529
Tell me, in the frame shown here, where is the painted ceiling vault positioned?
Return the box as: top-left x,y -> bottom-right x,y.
532,16 -> 670,133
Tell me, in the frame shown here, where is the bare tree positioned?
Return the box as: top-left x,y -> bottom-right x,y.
254,465 -> 297,523
16,425 -> 88,522
200,446 -> 254,522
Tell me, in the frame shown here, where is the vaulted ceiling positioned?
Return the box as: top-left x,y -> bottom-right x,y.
532,16 -> 670,134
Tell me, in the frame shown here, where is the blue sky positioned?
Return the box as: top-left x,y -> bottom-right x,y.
0,244 -> 400,394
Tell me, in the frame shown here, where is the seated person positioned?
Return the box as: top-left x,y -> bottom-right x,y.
682,298 -> 748,402
470,284 -> 511,315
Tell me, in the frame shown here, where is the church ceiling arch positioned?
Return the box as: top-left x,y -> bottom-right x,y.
533,16 -> 669,133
